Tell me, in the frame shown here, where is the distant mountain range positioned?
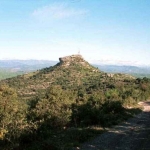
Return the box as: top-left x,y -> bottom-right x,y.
0,60 -> 58,80
94,64 -> 150,78
0,60 -> 57,70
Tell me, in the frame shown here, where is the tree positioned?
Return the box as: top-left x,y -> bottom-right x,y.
30,86 -> 71,128
0,85 -> 27,144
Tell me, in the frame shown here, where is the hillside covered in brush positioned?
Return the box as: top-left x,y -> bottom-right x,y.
1,55 -> 135,100
0,54 -> 150,150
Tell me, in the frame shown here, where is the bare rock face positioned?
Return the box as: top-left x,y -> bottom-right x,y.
59,54 -> 82,63
59,54 -> 90,67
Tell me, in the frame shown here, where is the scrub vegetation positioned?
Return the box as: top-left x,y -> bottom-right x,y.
0,55 -> 150,150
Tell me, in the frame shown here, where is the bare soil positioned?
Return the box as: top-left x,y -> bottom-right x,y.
80,101 -> 150,150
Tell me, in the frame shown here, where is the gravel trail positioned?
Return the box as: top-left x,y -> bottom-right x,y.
80,101 -> 150,150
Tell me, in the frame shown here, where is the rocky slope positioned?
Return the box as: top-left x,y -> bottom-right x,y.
0,54 -> 135,100
0,55 -> 101,99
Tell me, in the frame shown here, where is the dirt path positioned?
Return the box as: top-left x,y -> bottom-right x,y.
80,101 -> 150,150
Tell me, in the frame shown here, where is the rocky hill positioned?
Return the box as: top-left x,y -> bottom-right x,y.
1,55 -> 100,99
0,54 -> 136,100
0,58 -> 149,81
59,54 -> 92,68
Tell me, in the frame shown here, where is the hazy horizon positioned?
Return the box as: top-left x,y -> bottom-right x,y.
0,57 -> 149,67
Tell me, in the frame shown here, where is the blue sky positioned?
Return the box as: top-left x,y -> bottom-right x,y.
0,0 -> 150,66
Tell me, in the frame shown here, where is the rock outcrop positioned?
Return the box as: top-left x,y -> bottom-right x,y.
59,54 -> 91,67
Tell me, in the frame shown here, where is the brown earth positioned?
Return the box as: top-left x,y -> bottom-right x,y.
79,101 -> 150,150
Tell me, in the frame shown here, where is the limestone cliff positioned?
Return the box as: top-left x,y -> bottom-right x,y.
59,54 -> 91,68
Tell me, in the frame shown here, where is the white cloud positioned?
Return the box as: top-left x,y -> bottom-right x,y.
32,3 -> 88,20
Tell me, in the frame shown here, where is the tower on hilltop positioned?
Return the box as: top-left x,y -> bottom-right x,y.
78,50 -> 80,55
